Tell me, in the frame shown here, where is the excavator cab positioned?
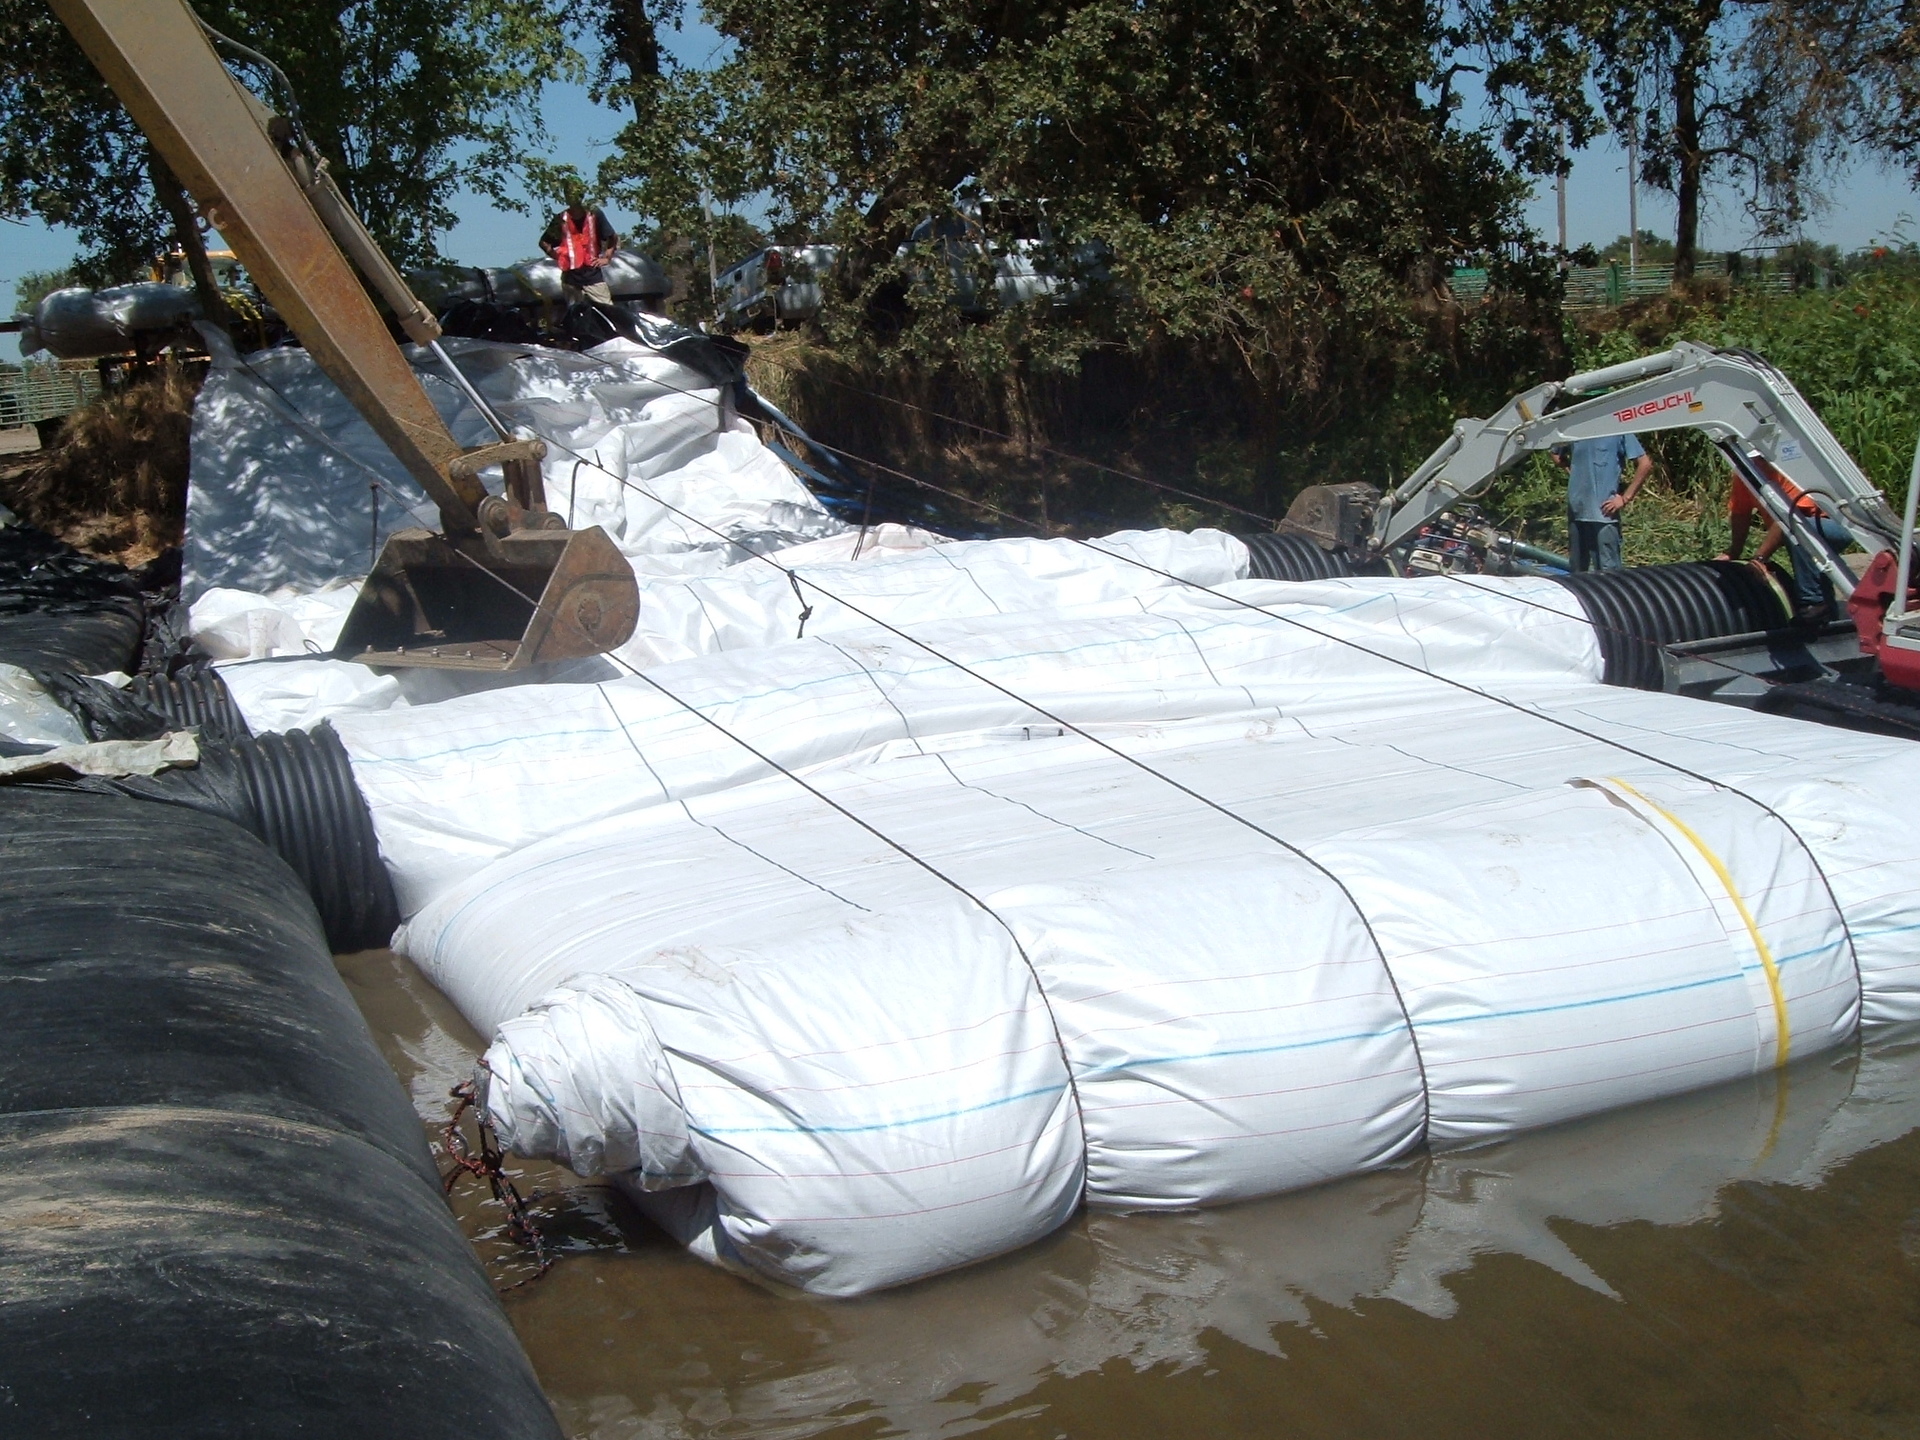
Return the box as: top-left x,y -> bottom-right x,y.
54,0 -> 639,673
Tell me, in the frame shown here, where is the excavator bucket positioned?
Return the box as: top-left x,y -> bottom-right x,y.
50,0 -> 645,677
333,524 -> 640,671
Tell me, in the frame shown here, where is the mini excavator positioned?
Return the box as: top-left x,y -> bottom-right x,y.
51,0 -> 640,672
1279,343 -> 1920,706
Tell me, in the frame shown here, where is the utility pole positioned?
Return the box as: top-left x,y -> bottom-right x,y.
1626,125 -> 1640,273
701,192 -> 718,292
1556,123 -> 1569,260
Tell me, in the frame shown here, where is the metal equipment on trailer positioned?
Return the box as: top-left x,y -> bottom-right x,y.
50,0 -> 640,673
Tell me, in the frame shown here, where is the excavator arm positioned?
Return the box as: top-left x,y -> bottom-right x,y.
1361,343 -> 1905,598
51,0 -> 638,671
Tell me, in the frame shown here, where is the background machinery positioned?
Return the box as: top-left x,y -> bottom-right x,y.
1279,343 -> 1920,725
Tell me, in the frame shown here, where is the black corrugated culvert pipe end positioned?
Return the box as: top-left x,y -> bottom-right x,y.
225,725 -> 398,952
98,721 -> 399,952
1241,532 -> 1360,582
1551,560 -> 1790,689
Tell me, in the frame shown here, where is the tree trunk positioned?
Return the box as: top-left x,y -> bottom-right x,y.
605,1 -> 661,92
1671,61 -> 1701,280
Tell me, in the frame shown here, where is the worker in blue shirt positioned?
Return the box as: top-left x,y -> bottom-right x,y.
1556,434 -> 1653,571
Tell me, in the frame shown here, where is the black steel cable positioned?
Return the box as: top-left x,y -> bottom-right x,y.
441,347 -> 1867,1006
231,343 -> 1867,1100
345,468 -> 1097,1183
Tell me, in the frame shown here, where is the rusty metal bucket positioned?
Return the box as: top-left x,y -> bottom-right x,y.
332,524 -> 639,671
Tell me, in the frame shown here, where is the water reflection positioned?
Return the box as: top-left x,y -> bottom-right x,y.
336,950 -> 1920,1440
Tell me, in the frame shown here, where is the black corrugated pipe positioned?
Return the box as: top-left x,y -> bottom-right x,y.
89,722 -> 398,952
130,669 -> 250,742
227,727 -> 397,951
1240,532 -> 1359,582
1551,561 -> 1790,689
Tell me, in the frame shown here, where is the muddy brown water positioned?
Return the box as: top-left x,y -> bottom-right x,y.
337,949 -> 1920,1440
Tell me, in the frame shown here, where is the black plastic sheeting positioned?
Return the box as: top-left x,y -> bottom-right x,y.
1551,561 -> 1790,690
83,723 -> 399,953
1757,675 -> 1920,738
0,523 -> 146,674
27,666 -> 249,746
1240,531 -> 1360,582
0,787 -> 563,1439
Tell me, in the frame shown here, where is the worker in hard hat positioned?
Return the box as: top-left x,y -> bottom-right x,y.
540,184 -> 619,308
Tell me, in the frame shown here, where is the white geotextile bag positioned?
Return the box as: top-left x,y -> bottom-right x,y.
487,899 -> 1085,1296
371,556 -> 1919,1295
608,528 -> 1249,669
192,526 -> 1244,734
445,750 -> 1891,1295
185,333 -> 841,598
341,575 -> 1603,913
990,855 -> 1426,1208
1310,780 -> 1856,1147
215,659 -> 406,735
189,581 -> 363,660
599,1032 -> 1920,1435
1735,747 -> 1920,1025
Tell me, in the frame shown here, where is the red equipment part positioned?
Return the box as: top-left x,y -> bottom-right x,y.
1847,551 -> 1920,692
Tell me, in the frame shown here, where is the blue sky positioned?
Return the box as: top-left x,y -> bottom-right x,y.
6,18 -> 1916,360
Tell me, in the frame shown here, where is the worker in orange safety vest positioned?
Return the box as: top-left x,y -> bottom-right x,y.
1716,460 -> 1855,622
540,182 -> 619,307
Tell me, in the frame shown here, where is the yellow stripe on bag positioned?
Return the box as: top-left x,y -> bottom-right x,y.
1609,778 -> 1790,1070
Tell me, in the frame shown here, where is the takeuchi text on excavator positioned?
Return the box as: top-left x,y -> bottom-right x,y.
50,0 -> 640,672
1277,342 -> 1920,700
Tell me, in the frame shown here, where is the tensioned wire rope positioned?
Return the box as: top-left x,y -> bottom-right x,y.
779,369 -> 1284,527
229,348 -> 1427,1142
204,0 -> 1850,992
198,28 -> 1824,1220
803,370 -> 1826,692
223,354 -> 1123,1164
590,343 -> 1807,693
235,339 -> 1859,1106
416,340 -> 1866,1015
530,364 -> 1853,1070
471,334 -> 1844,773
290,330 -> 1869,1069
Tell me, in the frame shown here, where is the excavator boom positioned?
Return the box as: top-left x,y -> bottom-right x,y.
1278,341 -> 1919,696
1365,343 -> 1903,597
50,0 -> 639,671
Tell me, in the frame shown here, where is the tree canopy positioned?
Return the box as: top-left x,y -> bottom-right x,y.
0,0 -> 573,282
1463,0 -> 1920,277
607,0 -> 1541,391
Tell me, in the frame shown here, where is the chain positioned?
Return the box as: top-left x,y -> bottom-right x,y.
442,1073 -> 553,1290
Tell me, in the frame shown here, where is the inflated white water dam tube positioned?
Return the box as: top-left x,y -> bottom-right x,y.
325,572 -> 1920,1297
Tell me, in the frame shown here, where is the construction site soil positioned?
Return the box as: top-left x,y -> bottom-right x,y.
340,946 -> 1920,1440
